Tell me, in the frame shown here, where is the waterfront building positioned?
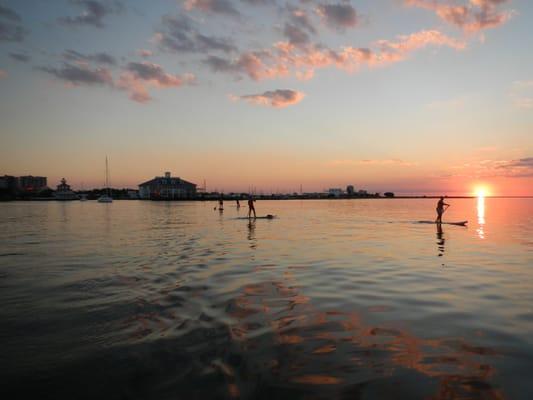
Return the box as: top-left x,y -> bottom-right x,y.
138,172 -> 196,200
54,178 -> 79,200
328,188 -> 343,197
346,185 -> 354,195
0,175 -> 18,199
18,176 -> 47,192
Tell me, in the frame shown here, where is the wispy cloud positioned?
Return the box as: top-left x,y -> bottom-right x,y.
405,0 -> 514,33
63,49 -> 117,65
136,49 -> 153,58
448,157 -> 533,178
154,14 -> 237,54
9,52 -> 31,63
510,80 -> 533,109
204,29 -> 465,81
316,3 -> 358,30
231,89 -> 305,107
0,4 -> 27,42
117,62 -> 195,103
0,4 -> 21,22
38,60 -> 194,103
184,0 -> 240,17
328,159 -> 419,167
37,62 -> 114,86
59,0 -> 123,28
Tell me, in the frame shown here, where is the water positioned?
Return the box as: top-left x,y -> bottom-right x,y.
1,198 -> 532,399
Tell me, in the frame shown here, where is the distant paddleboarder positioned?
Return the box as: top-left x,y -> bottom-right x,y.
219,195 -> 224,211
236,199 -> 240,208
435,196 -> 449,224
248,195 -> 256,218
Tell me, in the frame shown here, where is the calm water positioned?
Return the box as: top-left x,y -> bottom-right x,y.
1,198 -> 532,399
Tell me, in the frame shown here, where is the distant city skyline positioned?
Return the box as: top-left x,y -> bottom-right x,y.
1,1 -> 532,196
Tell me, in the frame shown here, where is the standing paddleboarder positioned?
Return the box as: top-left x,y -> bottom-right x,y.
435,196 -> 449,224
248,195 -> 256,218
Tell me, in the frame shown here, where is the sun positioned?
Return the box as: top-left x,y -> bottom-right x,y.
473,185 -> 490,197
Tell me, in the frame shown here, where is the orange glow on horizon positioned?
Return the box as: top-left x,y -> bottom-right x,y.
473,184 -> 491,198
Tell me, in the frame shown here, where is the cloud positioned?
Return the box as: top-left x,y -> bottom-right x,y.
38,62 -> 114,86
0,6 -> 27,42
316,3 -> 358,29
59,0 -> 123,28
510,80 -> 533,109
450,157 -> 533,178
9,52 -> 31,63
288,7 -> 316,34
37,59 -> 194,103
117,62 -> 195,103
137,49 -> 153,58
0,69 -> 7,79
63,49 -> 117,65
405,0 -> 513,33
184,0 -> 239,17
240,0 -> 275,5
328,159 -> 418,167
231,89 -> 305,107
0,4 -> 21,22
283,23 -> 311,46
155,14 -> 236,53
204,29 -> 465,81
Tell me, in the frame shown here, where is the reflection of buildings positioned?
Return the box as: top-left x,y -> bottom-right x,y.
54,178 -> 79,200
138,172 -> 196,200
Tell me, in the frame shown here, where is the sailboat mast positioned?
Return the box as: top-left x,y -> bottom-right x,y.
105,156 -> 109,196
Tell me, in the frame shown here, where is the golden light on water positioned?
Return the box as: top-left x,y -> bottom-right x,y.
477,194 -> 486,239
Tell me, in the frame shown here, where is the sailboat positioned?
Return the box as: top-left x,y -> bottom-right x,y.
97,156 -> 113,203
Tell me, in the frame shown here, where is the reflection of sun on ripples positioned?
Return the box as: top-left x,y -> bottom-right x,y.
477,195 -> 485,239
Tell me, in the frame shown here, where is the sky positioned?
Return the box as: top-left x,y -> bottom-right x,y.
0,0 -> 532,195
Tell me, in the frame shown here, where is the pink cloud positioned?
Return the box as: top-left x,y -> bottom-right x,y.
405,0 -> 513,33
117,62 -> 195,103
136,49 -> 153,58
328,159 -> 418,167
184,0 -> 239,16
231,89 -> 305,108
205,29 -> 465,81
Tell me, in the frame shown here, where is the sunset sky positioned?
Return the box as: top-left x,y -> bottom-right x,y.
1,0 -> 532,195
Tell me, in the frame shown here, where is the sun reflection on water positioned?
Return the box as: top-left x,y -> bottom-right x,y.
477,195 -> 485,239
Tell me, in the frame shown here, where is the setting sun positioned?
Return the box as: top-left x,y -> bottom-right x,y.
474,185 -> 491,197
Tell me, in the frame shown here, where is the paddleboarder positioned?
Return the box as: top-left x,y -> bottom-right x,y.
219,195 -> 224,211
435,196 -> 449,224
248,195 -> 256,218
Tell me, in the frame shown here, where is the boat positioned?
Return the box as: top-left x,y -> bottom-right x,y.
97,156 -> 113,203
54,178 -> 79,201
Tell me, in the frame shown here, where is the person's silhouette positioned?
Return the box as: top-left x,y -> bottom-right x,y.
435,196 -> 449,223
248,195 -> 256,218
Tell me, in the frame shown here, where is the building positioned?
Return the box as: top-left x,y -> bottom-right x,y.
138,172 -> 196,200
0,175 -> 18,199
18,175 -> 47,192
346,185 -> 354,195
54,178 -> 79,200
328,188 -> 343,197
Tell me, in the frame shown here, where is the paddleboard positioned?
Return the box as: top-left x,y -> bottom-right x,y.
418,220 -> 468,226
237,215 -> 276,220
